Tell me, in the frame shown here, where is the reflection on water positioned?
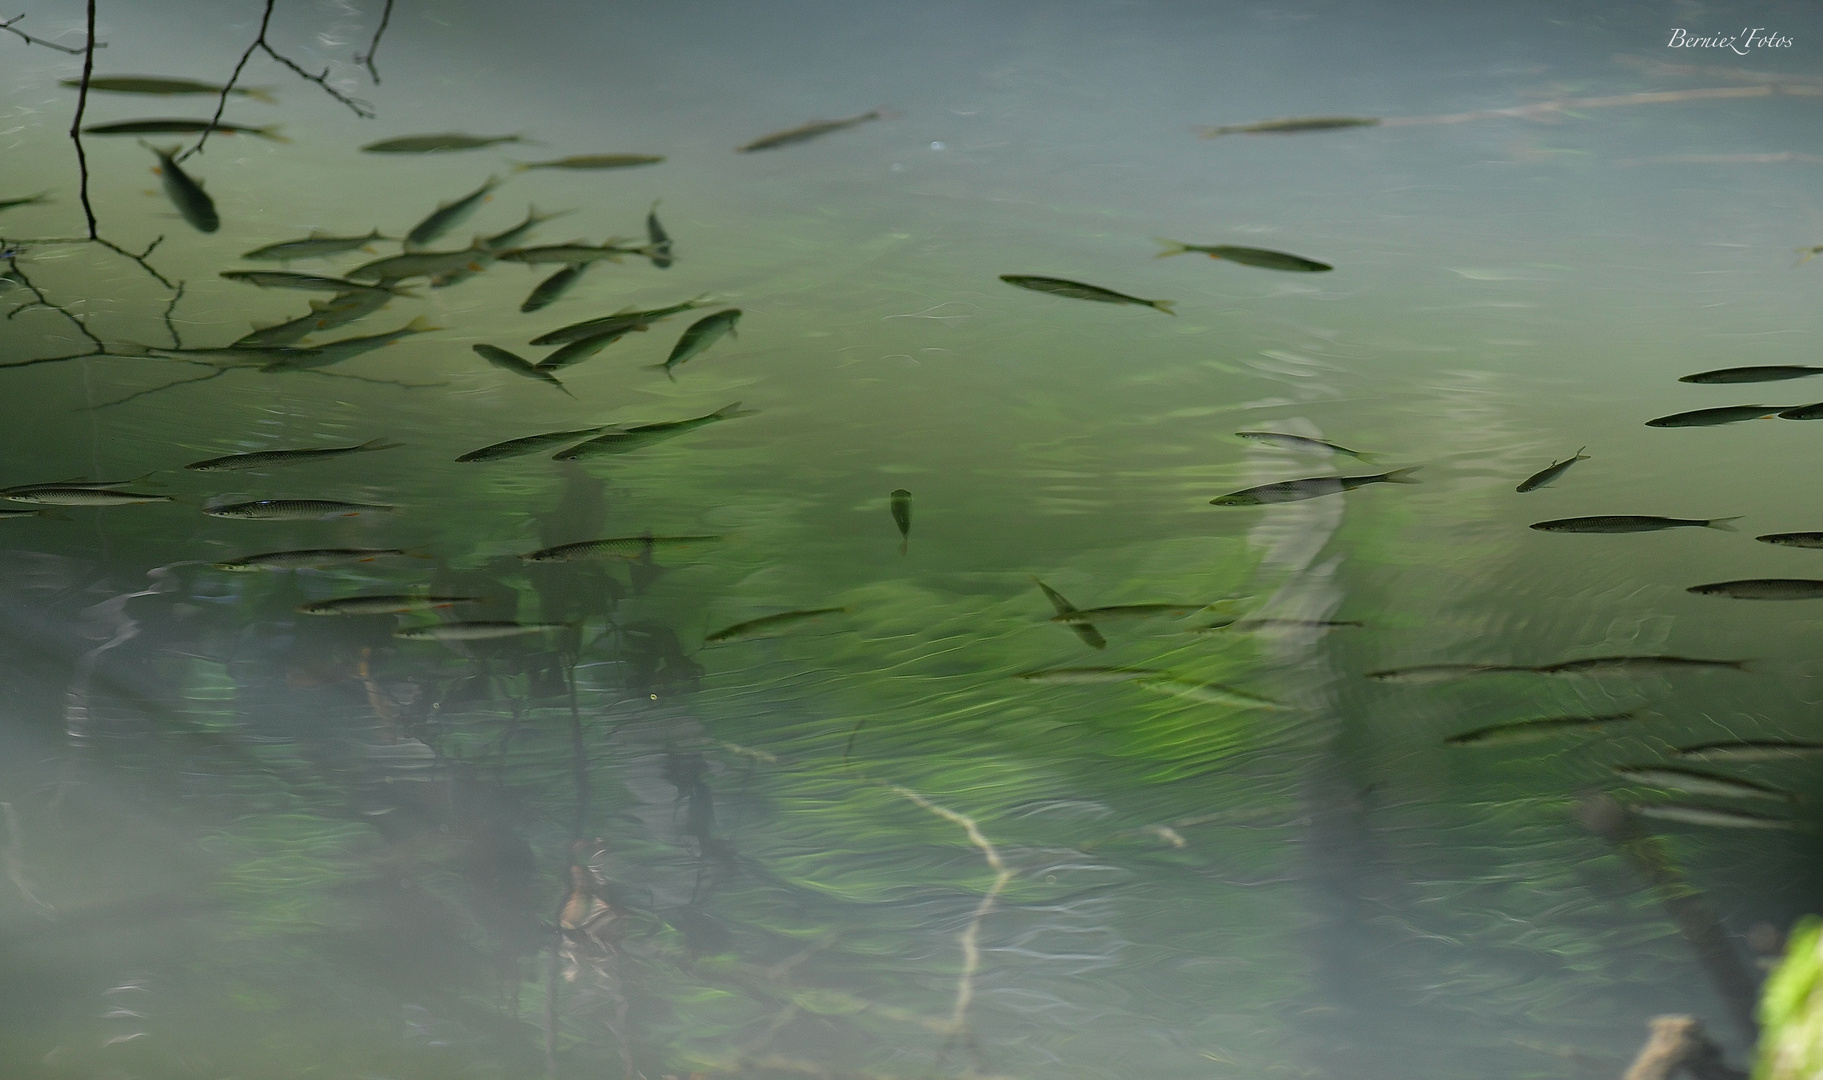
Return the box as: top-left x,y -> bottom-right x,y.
4,1 -> 1823,1078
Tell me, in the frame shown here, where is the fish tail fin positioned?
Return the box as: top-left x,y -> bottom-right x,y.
241,86 -> 279,104
1705,516 -> 1744,531
1799,248 -> 1820,266
1150,299 -> 1177,315
258,125 -> 290,144
358,438 -> 405,453
714,401 -> 758,419
1575,446 -> 1590,459
403,315 -> 439,332
1380,466 -> 1422,484
1194,126 -> 1228,139
1152,238 -> 1191,258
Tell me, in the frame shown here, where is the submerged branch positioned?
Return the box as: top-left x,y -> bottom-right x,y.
184,0 -> 373,162
0,12 -> 93,55
355,0 -> 395,84
4,254 -> 105,351
67,0 -> 99,237
84,366 -> 230,409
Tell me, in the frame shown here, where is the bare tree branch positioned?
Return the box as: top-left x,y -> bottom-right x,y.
85,367 -> 231,410
93,235 -> 176,289
355,0 -> 395,84
160,282 -> 187,348
4,254 -> 105,352
0,12 -> 95,55
183,0 -> 374,162
67,0 -> 99,238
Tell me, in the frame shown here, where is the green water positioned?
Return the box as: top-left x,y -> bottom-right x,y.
3,1 -> 1823,1078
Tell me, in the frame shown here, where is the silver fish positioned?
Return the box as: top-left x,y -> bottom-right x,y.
1196,116 -> 1379,137
90,118 -> 284,140
219,270 -> 402,294
394,621 -> 569,641
1645,405 -> 1786,427
1613,765 -> 1792,802
512,154 -> 664,170
364,133 -> 525,153
520,535 -> 721,563
1013,666 -> 1163,684
481,206 -> 571,252
456,426 -> 613,463
999,274 -> 1174,314
1366,663 -> 1528,684
299,595 -> 478,616
1212,467 -> 1419,506
202,499 -> 394,520
737,110 -> 882,152
214,548 -> 410,571
704,607 -> 845,643
495,242 -> 644,266
552,403 -> 756,460
1675,740 -> 1823,763
1531,514 -> 1738,533
1687,578 -> 1823,599
1031,577 -> 1104,651
142,141 -> 217,233
521,264 -> 588,314
66,76 -> 276,102
1534,655 -> 1747,676
646,200 -> 673,269
1,488 -> 170,507
347,243 -> 492,283
1757,532 -> 1823,548
534,326 -> 636,372
1236,431 -> 1377,461
1155,241 -> 1330,272
529,298 -> 708,345
241,229 -> 388,262
655,309 -> 740,379
184,438 -> 402,472
1516,448 -> 1589,493
1445,711 -> 1642,746
1133,676 -> 1281,709
1679,366 -> 1823,384
1629,803 -> 1796,830
403,176 -> 502,249
472,344 -> 571,395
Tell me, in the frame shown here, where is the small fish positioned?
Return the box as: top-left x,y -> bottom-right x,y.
1031,577 -> 1105,650
1133,677 -> 1281,709
519,535 -> 721,563
551,403 -> 757,460
185,438 -> 401,472
404,177 -> 502,249
495,242 -> 643,266
1758,532 -> 1823,548
1444,711 -> 1642,746
512,154 -> 664,170
298,595 -> 479,616
521,263 -> 589,313
890,489 -> 911,555
534,327 -> 637,372
0,191 -> 51,213
142,141 -> 217,233
394,621 -> 569,641
363,133 -> 526,153
0,475 -> 153,496
202,499 -> 395,520
87,118 -> 285,140
214,548 -> 410,571
1530,515 -> 1738,533
1533,655 -> 1747,676
1212,468 -> 1420,506
655,309 -> 741,380
1613,765 -> 1793,802
737,110 -> 883,152
1681,365 -> 1823,384
1645,405 -> 1787,427
250,318 -> 436,373
1191,618 -> 1363,633
241,229 -> 388,262
66,76 -> 276,102
1196,116 -> 1380,138
0,488 -> 169,507
646,200 -> 673,269
704,607 -> 845,643
530,298 -> 708,345
1013,667 -> 1163,684
1051,603 -> 1223,623
346,243 -> 493,284
1154,240 -> 1331,272
1801,245 -> 1823,265
999,275 -> 1174,314
480,206 -> 572,253
232,290 -> 396,348
1236,431 -> 1377,462
1516,448 -> 1589,493
1628,803 -> 1795,830
219,270 -> 403,294
1687,578 -> 1823,600
1675,740 -> 1823,763
0,508 -> 54,520
1366,663 -> 1529,684
472,344 -> 571,396
456,426 -> 613,463
1777,402 -> 1823,420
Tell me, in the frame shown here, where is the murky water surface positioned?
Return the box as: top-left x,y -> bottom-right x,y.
4,2 -> 1823,1078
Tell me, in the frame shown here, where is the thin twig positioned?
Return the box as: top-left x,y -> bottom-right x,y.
93,235 -> 175,289
85,367 -> 230,409
183,0 -> 374,162
4,255 -> 105,350
0,12 -> 93,55
160,282 -> 186,348
355,0 -> 395,84
67,0 -> 98,237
